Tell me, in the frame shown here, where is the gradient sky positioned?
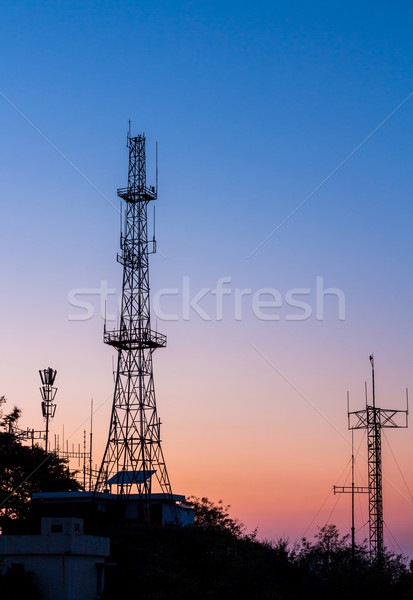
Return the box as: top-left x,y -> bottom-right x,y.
1,1 -> 413,555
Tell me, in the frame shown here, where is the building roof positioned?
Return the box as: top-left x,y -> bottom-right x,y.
32,491 -> 187,503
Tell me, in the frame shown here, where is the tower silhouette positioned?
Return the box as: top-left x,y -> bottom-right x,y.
335,355 -> 408,564
95,132 -> 175,521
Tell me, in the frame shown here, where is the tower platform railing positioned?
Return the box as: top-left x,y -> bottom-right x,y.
104,326 -> 167,350
117,185 -> 157,202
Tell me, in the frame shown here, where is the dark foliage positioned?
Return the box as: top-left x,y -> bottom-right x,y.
0,405 -> 21,433
185,495 -> 255,539
102,520 -> 307,600
100,501 -> 413,600
294,524 -> 412,599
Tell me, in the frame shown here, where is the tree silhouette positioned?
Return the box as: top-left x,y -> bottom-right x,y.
1,405 -> 21,434
185,495 -> 255,538
0,401 -> 81,522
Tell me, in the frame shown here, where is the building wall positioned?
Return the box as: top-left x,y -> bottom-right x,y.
0,554 -> 105,600
163,504 -> 195,526
0,518 -> 109,600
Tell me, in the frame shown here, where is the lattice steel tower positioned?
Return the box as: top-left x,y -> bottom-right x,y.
346,355 -> 408,565
95,132 -> 175,518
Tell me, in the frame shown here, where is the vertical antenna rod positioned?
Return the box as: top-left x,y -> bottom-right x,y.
351,425 -> 355,562
334,391 -> 368,564
89,399 -> 93,491
156,141 -> 158,195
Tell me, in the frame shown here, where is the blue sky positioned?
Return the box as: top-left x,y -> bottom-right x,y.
1,0 -> 413,552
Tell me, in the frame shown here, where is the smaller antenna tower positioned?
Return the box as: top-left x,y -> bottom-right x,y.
335,355 -> 408,566
39,367 -> 57,453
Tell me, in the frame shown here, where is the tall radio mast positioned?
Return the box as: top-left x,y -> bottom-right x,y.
95,133 -> 175,523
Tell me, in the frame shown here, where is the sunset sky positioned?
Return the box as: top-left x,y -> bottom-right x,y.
1,1 -> 413,555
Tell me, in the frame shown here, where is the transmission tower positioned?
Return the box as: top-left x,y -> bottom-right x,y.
95,132 -> 175,522
339,355 -> 408,565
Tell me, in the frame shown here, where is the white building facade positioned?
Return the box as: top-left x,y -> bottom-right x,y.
0,517 -> 110,600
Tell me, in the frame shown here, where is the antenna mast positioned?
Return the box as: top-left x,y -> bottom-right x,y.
95,132 -> 176,523
89,399 -> 94,491
334,391 -> 368,562
336,356 -> 408,566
